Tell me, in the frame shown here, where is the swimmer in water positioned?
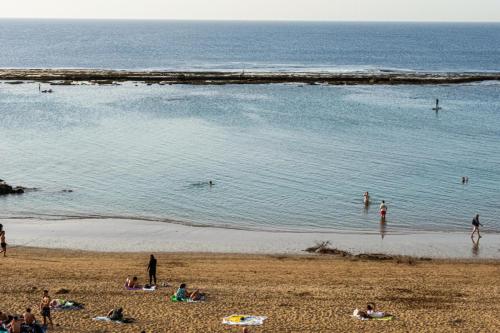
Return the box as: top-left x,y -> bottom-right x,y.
363,192 -> 370,205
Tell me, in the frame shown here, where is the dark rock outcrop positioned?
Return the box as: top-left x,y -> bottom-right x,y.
0,182 -> 25,195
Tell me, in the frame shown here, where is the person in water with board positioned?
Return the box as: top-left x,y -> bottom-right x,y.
432,98 -> 441,111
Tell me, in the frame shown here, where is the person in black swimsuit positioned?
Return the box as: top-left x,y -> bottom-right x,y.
147,254 -> 157,285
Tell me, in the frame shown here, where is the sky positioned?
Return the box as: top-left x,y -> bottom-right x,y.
0,0 -> 499,22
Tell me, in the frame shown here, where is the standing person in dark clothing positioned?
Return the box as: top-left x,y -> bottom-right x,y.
471,214 -> 483,239
147,254 -> 157,286
0,224 -> 6,257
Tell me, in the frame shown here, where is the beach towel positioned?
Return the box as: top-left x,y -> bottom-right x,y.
143,285 -> 156,291
124,285 -> 142,291
92,317 -> 134,324
50,299 -> 84,310
21,323 -> 46,333
170,295 -> 205,302
92,317 -> 123,324
222,315 -> 267,326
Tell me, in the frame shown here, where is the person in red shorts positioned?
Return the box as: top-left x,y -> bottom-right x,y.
379,200 -> 387,218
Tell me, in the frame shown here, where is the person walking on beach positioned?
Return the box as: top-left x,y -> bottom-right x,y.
379,201 -> 387,219
471,214 -> 482,239
39,290 -> 54,328
147,254 -> 157,286
0,224 -> 6,257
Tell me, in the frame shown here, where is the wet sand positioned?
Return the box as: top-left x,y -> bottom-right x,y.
1,68 -> 500,85
4,218 -> 500,259
0,247 -> 499,332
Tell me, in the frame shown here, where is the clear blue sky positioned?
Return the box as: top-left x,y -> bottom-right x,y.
1,0 -> 499,22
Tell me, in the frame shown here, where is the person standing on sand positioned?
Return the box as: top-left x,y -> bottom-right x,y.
379,201 -> 387,218
0,224 -> 6,257
39,290 -> 54,328
471,214 -> 482,239
147,254 -> 157,286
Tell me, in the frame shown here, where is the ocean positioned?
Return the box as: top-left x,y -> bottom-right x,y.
1,20 -> 499,235
1,20 -> 500,72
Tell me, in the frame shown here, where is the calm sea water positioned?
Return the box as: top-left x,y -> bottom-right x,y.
0,20 -> 499,234
1,82 -> 499,233
0,20 -> 500,72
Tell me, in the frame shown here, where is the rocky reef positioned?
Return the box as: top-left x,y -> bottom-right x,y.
1,69 -> 500,85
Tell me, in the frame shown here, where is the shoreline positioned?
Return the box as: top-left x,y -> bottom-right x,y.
3,217 -> 499,259
1,68 -> 500,85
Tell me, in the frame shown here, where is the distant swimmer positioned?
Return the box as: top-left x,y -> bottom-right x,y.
432,98 -> 442,111
465,176 -> 469,184
379,200 -> 387,219
363,192 -> 370,205
471,214 -> 482,239
209,180 -> 214,186
462,176 -> 466,184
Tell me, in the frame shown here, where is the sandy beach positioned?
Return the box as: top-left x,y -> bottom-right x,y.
0,247 -> 498,332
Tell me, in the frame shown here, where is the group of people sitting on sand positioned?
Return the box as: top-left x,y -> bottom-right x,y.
1,290 -> 54,333
0,307 -> 46,333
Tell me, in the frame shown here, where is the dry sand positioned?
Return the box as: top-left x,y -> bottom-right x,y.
0,247 -> 499,332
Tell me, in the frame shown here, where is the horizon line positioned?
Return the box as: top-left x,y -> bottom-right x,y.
0,17 -> 499,23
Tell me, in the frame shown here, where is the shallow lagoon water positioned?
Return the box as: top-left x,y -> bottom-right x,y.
1,82 -> 499,235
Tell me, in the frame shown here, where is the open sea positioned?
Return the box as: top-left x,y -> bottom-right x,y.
1,20 -> 499,234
